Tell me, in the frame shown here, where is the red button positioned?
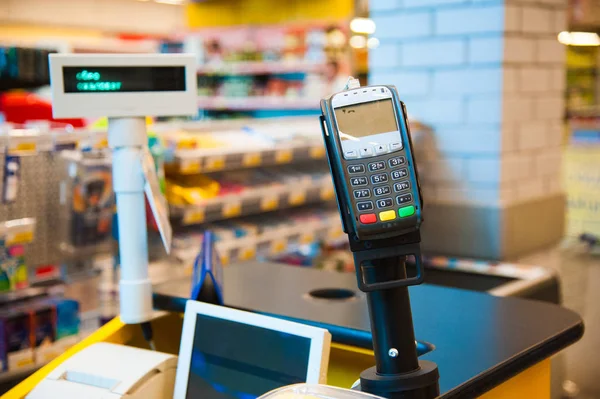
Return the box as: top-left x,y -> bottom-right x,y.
359,214 -> 377,224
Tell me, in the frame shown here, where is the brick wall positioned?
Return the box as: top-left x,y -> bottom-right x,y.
370,0 -> 567,209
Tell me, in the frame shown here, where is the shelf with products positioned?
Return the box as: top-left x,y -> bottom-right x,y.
171,206 -> 345,266
160,117 -> 326,174
168,167 -> 335,225
197,61 -> 324,76
0,124 -> 107,156
197,96 -> 320,111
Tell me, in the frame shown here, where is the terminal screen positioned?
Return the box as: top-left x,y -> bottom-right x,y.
185,314 -> 311,399
334,98 -> 398,140
62,66 -> 186,93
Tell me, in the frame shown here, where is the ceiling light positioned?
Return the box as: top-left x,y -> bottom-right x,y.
349,35 -> 367,49
367,37 -> 380,49
350,18 -> 376,35
557,31 -> 600,46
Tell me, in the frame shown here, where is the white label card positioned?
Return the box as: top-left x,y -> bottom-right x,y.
142,149 -> 172,253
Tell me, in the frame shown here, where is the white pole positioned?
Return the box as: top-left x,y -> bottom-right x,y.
108,117 -> 153,324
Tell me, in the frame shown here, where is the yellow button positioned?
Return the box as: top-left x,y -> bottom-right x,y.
379,210 -> 396,221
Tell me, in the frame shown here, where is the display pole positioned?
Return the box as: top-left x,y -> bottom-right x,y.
108,117 -> 153,324
363,257 -> 419,374
348,235 -> 440,399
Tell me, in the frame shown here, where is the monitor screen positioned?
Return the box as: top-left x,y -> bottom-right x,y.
334,98 -> 398,140
62,66 -> 186,93
186,314 -> 311,399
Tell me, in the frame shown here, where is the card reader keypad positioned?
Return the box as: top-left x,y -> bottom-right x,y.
346,151 -> 416,225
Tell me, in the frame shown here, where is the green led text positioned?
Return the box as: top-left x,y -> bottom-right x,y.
75,70 -> 122,92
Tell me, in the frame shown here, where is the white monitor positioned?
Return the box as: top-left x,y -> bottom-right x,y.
174,300 -> 331,399
49,54 -> 197,118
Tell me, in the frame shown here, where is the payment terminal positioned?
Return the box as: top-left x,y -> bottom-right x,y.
319,85 -> 422,241
319,83 -> 439,399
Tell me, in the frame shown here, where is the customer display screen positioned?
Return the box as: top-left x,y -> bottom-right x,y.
62,66 -> 186,93
185,314 -> 311,399
334,98 -> 398,140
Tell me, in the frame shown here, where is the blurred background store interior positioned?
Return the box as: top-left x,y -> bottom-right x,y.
0,0 -> 600,398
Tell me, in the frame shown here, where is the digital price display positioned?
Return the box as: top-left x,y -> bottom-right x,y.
62,66 -> 186,93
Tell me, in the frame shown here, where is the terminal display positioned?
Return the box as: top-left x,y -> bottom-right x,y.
62,66 -> 186,93
334,99 -> 398,140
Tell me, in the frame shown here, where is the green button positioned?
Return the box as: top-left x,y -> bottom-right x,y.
398,205 -> 415,218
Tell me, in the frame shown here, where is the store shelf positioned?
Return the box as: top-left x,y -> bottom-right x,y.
0,218 -> 36,246
197,61 -> 323,76
0,125 -> 105,156
198,96 -> 320,111
173,143 -> 326,174
170,176 -> 335,225
173,211 -> 345,265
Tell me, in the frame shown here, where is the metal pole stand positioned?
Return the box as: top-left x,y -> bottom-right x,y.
349,231 -> 439,399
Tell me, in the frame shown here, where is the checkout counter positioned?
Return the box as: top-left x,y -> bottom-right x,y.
151,261 -> 583,398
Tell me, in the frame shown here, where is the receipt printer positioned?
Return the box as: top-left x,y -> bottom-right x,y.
27,343 -> 177,399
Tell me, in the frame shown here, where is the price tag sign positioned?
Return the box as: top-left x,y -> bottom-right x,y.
8,138 -> 37,156
275,149 -> 293,164
179,159 -> 201,174
320,185 -> 335,201
243,152 -> 262,167
222,200 -> 242,218
6,230 -> 34,247
310,146 -> 326,159
183,208 -> 205,225
238,245 -> 257,261
328,226 -> 344,240
300,232 -> 315,245
288,189 -> 306,206
142,149 -> 172,253
260,194 -> 279,211
270,239 -> 287,255
205,155 -> 225,171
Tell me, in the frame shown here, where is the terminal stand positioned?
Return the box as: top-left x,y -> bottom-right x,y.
348,232 -> 440,399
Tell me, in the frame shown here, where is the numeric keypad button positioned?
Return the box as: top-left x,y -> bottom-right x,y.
357,201 -> 373,211
396,194 -> 413,205
376,198 -> 393,209
354,189 -> 371,199
391,169 -> 408,180
373,186 -> 391,196
371,173 -> 388,184
347,164 -> 365,174
350,176 -> 368,186
368,161 -> 386,172
389,157 -> 406,167
394,181 -> 410,192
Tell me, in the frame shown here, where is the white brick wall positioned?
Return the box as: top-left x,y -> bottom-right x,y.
401,39 -> 466,67
376,11 -> 433,40
369,43 -> 401,69
466,157 -> 501,183
371,71 -> 431,96
536,38 -> 566,63
435,5 -> 505,35
468,36 -> 504,64
370,0 -> 568,207
521,6 -> 554,34
517,120 -> 548,150
534,97 -> 565,120
466,97 -> 502,124
503,95 -> 534,122
433,68 -> 502,94
504,37 -> 536,63
519,67 -> 552,92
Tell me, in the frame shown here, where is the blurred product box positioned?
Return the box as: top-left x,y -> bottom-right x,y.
0,296 -> 81,374
58,150 -> 114,252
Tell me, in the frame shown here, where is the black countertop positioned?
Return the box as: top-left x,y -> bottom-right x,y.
153,262 -> 583,398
